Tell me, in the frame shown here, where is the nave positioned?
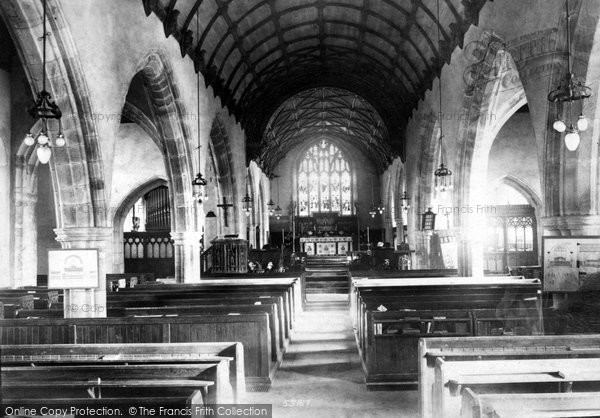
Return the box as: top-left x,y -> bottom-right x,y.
249,294 -> 416,418
4,0 -> 600,417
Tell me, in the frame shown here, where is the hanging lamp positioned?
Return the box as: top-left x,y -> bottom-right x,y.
24,0 -> 65,163
548,0 -> 591,151
433,0 -> 453,194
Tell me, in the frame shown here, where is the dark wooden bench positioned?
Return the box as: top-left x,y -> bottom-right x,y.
111,278 -> 300,337
106,273 -> 156,291
434,358 -> 600,418
111,304 -> 286,362
1,342 -> 244,401
2,364 -> 217,403
350,276 -> 542,389
418,334 -> 600,418
0,314 -> 273,391
0,289 -> 60,309
460,388 -> 600,418
108,294 -> 291,341
0,294 -> 34,317
129,277 -> 302,327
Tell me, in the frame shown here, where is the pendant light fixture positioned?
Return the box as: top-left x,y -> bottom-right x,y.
192,14 -> 207,202
24,0 -> 65,163
548,0 -> 591,151
267,198 -> 275,216
433,0 -> 453,194
242,175 -> 253,217
400,191 -> 411,212
369,177 -> 377,218
274,177 -> 282,220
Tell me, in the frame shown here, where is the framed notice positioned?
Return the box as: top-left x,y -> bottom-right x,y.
48,249 -> 100,289
543,237 -> 600,292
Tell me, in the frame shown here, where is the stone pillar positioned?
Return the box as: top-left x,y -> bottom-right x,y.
383,218 -> 394,247
54,227 -> 112,318
13,190 -> 37,288
171,231 -> 202,283
0,68 -> 10,288
394,218 -> 403,248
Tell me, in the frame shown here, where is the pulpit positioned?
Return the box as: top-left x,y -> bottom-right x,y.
210,237 -> 248,274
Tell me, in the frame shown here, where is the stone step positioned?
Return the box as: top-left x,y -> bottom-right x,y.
304,275 -> 348,282
306,280 -> 348,287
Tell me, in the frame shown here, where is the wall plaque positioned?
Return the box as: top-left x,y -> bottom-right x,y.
48,249 -> 99,289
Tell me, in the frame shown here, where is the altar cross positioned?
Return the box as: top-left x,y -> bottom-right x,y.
217,197 -> 234,227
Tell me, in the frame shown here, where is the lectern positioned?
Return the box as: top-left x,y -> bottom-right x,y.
210,237 -> 248,274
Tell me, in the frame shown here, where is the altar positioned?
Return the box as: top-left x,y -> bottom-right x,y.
300,236 -> 352,256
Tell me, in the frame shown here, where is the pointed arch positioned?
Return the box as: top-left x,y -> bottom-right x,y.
110,177 -> 169,273
0,0 -> 106,228
134,51 -> 195,234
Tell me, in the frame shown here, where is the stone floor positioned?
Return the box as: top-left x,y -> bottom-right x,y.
249,294 -> 418,418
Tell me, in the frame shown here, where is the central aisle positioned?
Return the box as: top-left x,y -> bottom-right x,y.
249,295 -> 418,418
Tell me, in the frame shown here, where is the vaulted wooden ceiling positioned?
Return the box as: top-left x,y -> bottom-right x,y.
259,87 -> 391,174
142,0 -> 489,172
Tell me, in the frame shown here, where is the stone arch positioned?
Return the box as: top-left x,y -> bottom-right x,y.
495,174 -> 543,210
110,177 -> 169,273
134,51 -> 195,234
456,33 -> 530,275
0,0 -> 106,228
208,114 -> 237,235
543,0 -> 600,234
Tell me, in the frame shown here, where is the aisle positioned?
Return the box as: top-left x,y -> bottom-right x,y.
249,296 -> 418,418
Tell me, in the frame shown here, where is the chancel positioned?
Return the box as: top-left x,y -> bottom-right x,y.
3,0 -> 600,417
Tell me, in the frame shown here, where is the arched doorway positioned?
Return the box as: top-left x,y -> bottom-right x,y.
122,184 -> 175,277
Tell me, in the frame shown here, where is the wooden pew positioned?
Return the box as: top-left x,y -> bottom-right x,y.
0,294 -> 34,318
2,364 -> 218,403
0,289 -> 60,309
106,273 -> 156,291
111,278 -> 299,337
434,358 -> 600,418
3,393 -> 205,417
460,388 -> 600,418
359,310 -> 472,389
350,276 -> 543,389
349,269 -> 458,279
0,314 -> 273,391
418,334 -> 600,418
108,294 -> 290,341
1,342 -> 245,401
130,277 -> 301,328
111,304 -> 285,362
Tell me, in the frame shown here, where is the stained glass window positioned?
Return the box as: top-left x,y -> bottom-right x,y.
298,140 -> 352,216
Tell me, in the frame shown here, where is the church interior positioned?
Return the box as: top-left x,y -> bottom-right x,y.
2,0 -> 600,417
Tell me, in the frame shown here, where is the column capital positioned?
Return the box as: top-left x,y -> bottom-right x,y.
542,215 -> 600,236
170,230 -> 202,245
54,227 -> 113,247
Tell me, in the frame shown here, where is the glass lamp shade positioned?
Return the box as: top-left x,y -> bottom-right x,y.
577,115 -> 589,132
553,119 -> 567,133
244,208 -> 251,217
55,134 -> 66,147
36,145 -> 52,164
24,133 -> 35,146
564,130 -> 580,151
434,163 -> 453,193
37,132 -> 49,145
